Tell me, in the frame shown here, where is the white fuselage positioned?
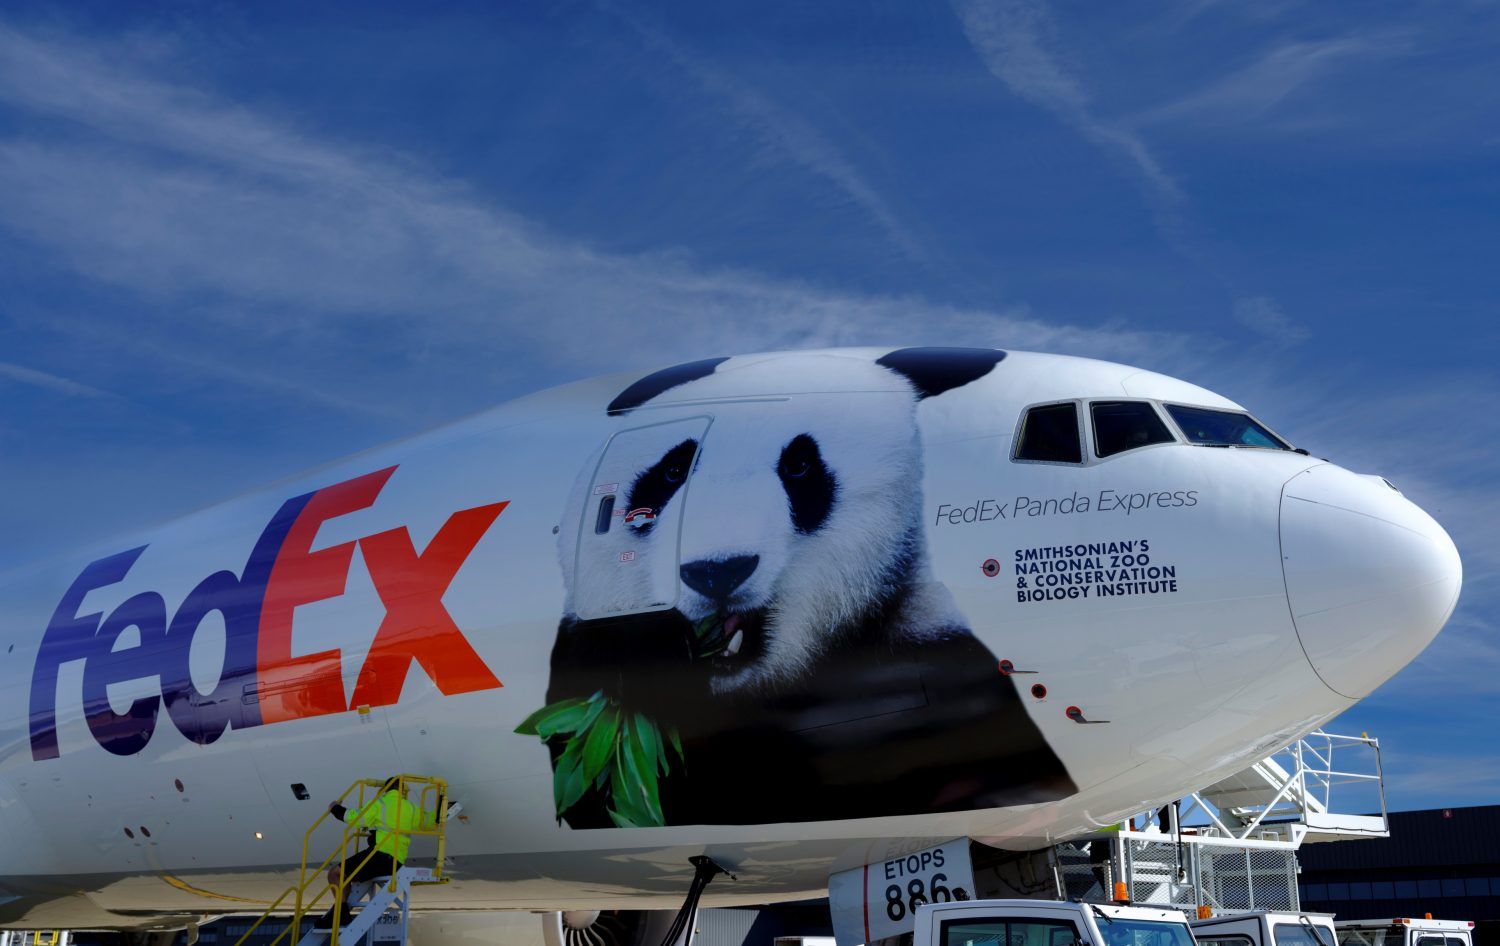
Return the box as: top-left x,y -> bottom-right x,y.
0,348 -> 1460,928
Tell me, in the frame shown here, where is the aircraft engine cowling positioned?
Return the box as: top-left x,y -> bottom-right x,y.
406,909 -> 667,946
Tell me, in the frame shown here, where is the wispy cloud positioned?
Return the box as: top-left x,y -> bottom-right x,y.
951,0 -> 1183,212
603,7 -> 926,263
1233,296 -> 1310,345
1381,748 -> 1500,799
0,360 -> 118,399
0,16 -> 1184,414
1136,35 -> 1406,129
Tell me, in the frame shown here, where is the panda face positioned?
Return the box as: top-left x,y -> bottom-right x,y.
665,399 -> 922,694
559,349 -> 1006,695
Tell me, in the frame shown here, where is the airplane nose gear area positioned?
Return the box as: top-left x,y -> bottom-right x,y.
1280,465 -> 1462,699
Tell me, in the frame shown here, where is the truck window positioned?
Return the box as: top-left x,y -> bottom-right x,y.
1198,936 -> 1254,946
1415,938 -> 1468,946
1097,919 -> 1196,946
940,918 -> 1082,946
1337,931 -> 1386,946
1274,924 -> 1334,946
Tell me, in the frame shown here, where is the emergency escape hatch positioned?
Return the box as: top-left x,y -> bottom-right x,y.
571,416 -> 712,621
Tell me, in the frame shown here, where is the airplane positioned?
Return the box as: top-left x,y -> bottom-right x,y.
0,347 -> 1461,945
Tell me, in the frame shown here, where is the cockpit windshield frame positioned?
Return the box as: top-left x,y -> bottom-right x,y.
1013,398 -> 1186,466
1011,399 -> 1088,467
1160,402 -> 1294,452
1089,399 -> 1180,460
1011,397 -> 1293,465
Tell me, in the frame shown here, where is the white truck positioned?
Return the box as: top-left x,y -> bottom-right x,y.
1334,918 -> 1475,946
1185,911 -> 1478,946
1191,911 -> 1339,946
910,898 -> 1196,946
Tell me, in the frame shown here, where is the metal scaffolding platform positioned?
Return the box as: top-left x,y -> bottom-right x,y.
1055,730 -> 1388,914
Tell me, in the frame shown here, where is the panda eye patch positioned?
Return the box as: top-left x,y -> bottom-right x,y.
777,434 -> 837,534
626,438 -> 700,533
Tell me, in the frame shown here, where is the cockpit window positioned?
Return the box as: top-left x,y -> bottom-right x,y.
1015,402 -> 1082,463
1091,401 -> 1176,458
1166,405 -> 1290,450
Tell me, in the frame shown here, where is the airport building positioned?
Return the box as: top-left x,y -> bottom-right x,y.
700,802 -> 1500,946
1299,805 -> 1500,943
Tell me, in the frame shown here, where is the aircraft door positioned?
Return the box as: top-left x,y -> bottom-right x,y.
569,416 -> 711,621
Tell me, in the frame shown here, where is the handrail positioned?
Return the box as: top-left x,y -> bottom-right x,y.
1177,730 -> 1386,842
229,774 -> 449,946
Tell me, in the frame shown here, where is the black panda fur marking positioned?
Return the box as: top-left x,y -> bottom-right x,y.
625,438 -> 698,535
607,357 -> 729,415
877,347 -> 1006,399
541,348 -> 1078,829
777,433 -> 837,534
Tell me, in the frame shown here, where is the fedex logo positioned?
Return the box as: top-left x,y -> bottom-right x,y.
30,466 -> 506,760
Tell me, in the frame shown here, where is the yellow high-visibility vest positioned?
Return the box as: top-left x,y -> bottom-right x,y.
346,790 -> 435,863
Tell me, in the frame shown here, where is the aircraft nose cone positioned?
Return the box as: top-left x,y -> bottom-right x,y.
1281,465 -> 1462,699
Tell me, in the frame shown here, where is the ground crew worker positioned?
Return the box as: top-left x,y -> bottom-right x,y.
314,776 -> 439,931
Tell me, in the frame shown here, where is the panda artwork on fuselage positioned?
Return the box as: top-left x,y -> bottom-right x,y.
526,348 -> 1077,828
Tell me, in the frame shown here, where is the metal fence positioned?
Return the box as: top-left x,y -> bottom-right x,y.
1054,838 -> 1299,913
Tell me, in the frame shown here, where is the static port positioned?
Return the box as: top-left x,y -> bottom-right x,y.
174,779 -> 184,793
123,827 -> 134,839
1030,683 -> 1048,699
291,783 -> 310,800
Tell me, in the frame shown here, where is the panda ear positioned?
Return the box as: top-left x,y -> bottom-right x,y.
876,347 -> 1006,399
608,357 -> 729,415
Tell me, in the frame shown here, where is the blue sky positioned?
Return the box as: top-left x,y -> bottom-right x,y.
0,2 -> 1496,810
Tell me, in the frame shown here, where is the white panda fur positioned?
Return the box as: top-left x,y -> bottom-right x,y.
556,352 -> 964,693
543,348 -> 1076,827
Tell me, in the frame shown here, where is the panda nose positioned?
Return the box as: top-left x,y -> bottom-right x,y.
680,555 -> 760,600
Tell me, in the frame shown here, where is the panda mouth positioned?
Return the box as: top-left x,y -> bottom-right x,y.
691,608 -> 767,667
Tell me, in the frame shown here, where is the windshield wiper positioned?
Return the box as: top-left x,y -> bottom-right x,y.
1089,903 -> 1115,926
1299,915 -> 1331,946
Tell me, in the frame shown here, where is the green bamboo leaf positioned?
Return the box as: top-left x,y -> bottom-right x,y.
581,707 -> 621,787
609,754 -> 656,827
693,613 -> 720,639
607,808 -> 641,829
553,738 -> 588,816
514,699 -> 568,736
631,713 -> 662,776
535,699 -> 593,739
654,723 -> 670,776
576,691 -> 609,733
668,726 -> 684,761
621,724 -> 663,825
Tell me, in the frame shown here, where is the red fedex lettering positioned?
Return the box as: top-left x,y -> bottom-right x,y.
352,502 -> 508,707
258,466 -> 397,724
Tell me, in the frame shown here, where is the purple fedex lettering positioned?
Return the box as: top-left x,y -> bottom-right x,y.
31,547 -> 148,760
29,490 -> 312,759
82,591 -> 167,756
158,488 -> 313,745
